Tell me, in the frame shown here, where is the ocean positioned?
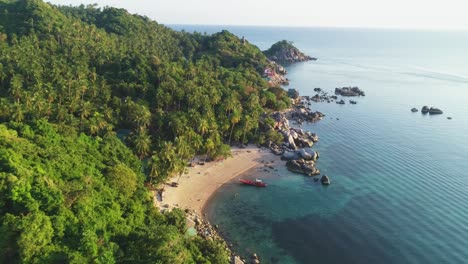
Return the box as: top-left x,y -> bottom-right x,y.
171,25 -> 468,264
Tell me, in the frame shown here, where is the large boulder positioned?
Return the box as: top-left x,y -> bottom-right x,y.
421,106 -> 430,114
296,138 -> 313,148
294,128 -> 305,135
282,151 -> 301,161
287,134 -> 297,149
286,160 -> 303,174
429,107 -> 443,115
270,112 -> 289,130
303,149 -> 319,161
290,129 -> 299,139
299,148 -> 313,160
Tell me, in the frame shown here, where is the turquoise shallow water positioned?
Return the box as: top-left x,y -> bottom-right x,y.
173,25 -> 468,263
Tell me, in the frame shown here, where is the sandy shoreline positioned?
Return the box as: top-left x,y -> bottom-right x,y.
155,145 -> 276,214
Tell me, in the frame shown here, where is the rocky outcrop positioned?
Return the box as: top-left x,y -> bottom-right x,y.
289,107 -> 325,123
286,159 -> 320,176
282,149 -> 319,161
278,128 -> 319,150
335,87 -> 365,96
264,40 -> 316,65
270,112 -> 290,130
288,89 -> 300,99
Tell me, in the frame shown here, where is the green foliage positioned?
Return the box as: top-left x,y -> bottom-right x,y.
106,164 -> 138,198
263,39 -> 296,56
0,1 -> 294,262
0,122 -> 230,263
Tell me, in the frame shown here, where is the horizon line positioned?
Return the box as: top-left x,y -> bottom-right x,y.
166,23 -> 468,32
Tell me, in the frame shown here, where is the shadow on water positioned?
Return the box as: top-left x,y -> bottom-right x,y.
271,194 -> 398,264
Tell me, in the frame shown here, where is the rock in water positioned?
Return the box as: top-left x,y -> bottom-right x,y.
335,86 -> 365,96
411,108 -> 418,112
421,106 -> 430,114
429,107 -> 443,115
286,159 -> 320,176
321,175 -> 331,185
286,160 -> 303,174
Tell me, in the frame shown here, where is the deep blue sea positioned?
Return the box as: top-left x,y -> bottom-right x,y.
171,25 -> 468,264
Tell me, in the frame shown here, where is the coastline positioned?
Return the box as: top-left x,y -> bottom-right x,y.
156,145 -> 276,214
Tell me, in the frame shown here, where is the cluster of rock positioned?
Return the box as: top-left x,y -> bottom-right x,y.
335,86 -> 365,96
270,111 -> 290,131
286,159 -> 320,176
269,127 -> 319,155
420,106 -> 443,115
304,88 -> 362,106
289,105 -> 326,124
183,209 -> 244,263
185,209 -> 221,240
250,253 -> 261,264
267,109 -> 326,180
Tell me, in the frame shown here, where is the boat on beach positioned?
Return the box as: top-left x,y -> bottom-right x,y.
239,179 -> 267,187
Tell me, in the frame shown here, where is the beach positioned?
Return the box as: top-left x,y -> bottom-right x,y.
156,146 -> 276,214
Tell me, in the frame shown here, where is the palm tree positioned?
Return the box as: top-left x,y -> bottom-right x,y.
228,107 -> 242,145
149,154 -> 161,184
242,115 -> 253,145
134,129 -> 152,160
9,74 -> 23,104
197,118 -> 209,136
134,106 -> 151,130
203,138 -> 215,163
11,102 -> 24,123
78,101 -> 92,131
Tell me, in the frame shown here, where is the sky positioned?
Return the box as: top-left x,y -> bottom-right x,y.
47,0 -> 468,30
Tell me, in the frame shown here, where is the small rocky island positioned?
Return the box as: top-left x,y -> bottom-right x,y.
262,41 -> 317,87
335,86 -> 365,96
264,40 -> 316,64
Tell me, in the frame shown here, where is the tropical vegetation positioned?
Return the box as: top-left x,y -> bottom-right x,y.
0,0 -> 290,262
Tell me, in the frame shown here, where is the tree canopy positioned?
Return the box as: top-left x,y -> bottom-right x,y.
0,0 -> 291,262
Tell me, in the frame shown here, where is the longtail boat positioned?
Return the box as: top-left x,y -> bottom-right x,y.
239,179 -> 267,187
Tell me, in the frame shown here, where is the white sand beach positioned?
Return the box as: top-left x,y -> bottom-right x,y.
156,146 -> 275,214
